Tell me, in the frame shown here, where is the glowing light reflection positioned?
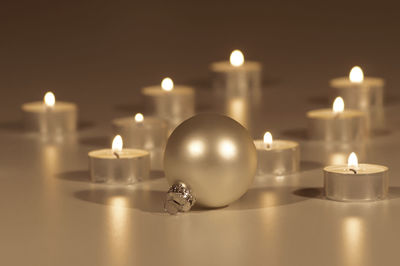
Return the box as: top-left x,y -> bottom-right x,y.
219,140 -> 236,159
188,140 -> 205,157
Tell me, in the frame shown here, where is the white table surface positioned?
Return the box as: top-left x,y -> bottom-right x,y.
2,88 -> 400,266
1,1 -> 400,265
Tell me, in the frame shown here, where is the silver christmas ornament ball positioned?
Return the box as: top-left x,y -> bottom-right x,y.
164,113 -> 257,214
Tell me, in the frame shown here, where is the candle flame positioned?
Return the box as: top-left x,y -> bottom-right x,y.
333,97 -> 345,113
161,77 -> 174,91
134,113 -> 144,122
230,50 -> 244,67
44,91 -> 55,107
347,152 -> 359,170
263,132 -> 273,147
112,135 -> 123,153
349,66 -> 364,83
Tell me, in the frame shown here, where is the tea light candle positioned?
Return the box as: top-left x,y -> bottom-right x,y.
307,97 -> 368,142
324,152 -> 388,201
112,113 -> 168,170
22,91 -> 77,135
254,132 -> 300,175
88,135 -> 150,184
141,77 -> 195,130
112,113 -> 168,150
330,66 -> 385,129
210,50 -> 262,97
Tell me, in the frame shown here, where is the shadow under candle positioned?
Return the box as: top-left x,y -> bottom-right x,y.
293,187 -> 325,200
294,187 -> 400,200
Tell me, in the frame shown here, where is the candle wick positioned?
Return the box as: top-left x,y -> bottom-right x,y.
349,168 -> 357,174
113,152 -> 120,159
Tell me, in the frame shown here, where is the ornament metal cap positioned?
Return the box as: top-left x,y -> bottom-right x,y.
164,182 -> 196,215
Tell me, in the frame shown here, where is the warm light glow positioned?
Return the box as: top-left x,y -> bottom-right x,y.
161,77 -> 174,91
330,152 -> 347,165
188,140 -> 204,156
349,66 -> 364,83
230,50 -> 244,67
333,97 -> 345,113
342,217 -> 364,265
219,140 -> 236,159
134,113 -> 144,122
112,135 -> 123,152
44,91 -> 55,107
227,98 -> 248,128
108,196 -> 129,264
348,152 -> 359,170
110,196 -> 129,208
263,132 -> 273,148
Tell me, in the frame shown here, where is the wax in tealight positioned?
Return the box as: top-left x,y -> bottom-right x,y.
330,66 -> 385,130
254,133 -> 300,175
211,50 -> 262,132
112,114 -> 168,170
210,50 -> 262,98
141,78 -> 195,130
22,92 -> 77,138
307,97 -> 368,142
112,115 -> 168,150
88,136 -> 150,184
324,153 -> 388,201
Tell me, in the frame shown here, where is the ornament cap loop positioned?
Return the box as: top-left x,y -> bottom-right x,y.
164,182 -> 195,215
